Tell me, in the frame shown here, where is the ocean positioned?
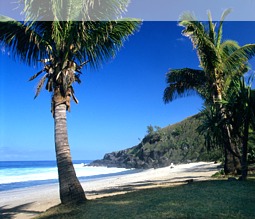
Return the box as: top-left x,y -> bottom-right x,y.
0,160 -> 130,192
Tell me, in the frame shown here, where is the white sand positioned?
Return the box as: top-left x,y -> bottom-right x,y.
0,162 -> 219,219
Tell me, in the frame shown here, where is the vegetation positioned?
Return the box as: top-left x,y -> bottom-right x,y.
163,9 -> 255,175
0,1 -> 141,204
222,76 -> 255,180
140,114 -> 221,164
36,179 -> 255,219
90,114 -> 222,169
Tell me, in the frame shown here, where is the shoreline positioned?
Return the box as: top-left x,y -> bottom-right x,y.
0,162 -> 220,219
0,167 -> 138,192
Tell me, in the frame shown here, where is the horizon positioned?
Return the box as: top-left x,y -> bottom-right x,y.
1,21 -> 255,161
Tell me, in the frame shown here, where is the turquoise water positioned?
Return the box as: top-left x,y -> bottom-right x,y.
0,160 -> 130,191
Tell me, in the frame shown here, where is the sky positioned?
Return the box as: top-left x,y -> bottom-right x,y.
1,0 -> 255,21
1,19 -> 255,161
126,0 -> 255,21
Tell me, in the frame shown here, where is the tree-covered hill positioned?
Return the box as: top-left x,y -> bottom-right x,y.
90,114 -> 222,169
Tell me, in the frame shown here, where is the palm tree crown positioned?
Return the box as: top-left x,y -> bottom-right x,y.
0,18 -> 140,111
164,9 -> 255,105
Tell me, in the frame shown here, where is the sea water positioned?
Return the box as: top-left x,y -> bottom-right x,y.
0,160 -> 130,191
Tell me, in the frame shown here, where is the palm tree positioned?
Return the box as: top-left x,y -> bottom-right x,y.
163,9 -> 255,174
223,76 -> 255,180
0,1 -> 141,204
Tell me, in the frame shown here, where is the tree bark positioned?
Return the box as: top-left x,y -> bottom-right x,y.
240,117 -> 249,180
54,103 -> 86,204
224,125 -> 242,175
221,123 -> 241,175
224,147 -> 241,175
214,81 -> 241,175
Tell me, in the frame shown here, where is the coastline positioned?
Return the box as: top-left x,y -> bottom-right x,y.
0,162 -> 220,219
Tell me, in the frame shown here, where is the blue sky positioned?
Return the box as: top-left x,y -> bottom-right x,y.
1,21 -> 255,161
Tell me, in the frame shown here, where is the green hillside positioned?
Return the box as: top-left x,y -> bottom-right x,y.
90,114 -> 222,168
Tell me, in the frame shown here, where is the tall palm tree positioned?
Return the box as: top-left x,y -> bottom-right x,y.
163,9 -> 255,174
0,1 -> 141,204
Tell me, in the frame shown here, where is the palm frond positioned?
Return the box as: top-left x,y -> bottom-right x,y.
0,15 -> 51,66
28,69 -> 45,81
220,40 -> 249,87
179,13 -> 219,73
207,11 -> 215,43
70,86 -> 79,104
222,76 -> 255,139
22,0 -> 81,21
83,0 -> 130,21
34,74 -> 47,98
163,68 -> 207,103
22,0 -> 130,21
76,20 -> 141,69
224,44 -> 255,73
220,40 -> 240,57
75,74 -> 81,84
197,106 -> 225,149
46,77 -> 54,92
216,8 -> 232,48
79,60 -> 90,69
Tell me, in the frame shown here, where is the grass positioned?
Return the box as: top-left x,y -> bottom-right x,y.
36,179 -> 255,219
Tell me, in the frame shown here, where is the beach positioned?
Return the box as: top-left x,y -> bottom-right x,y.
0,162 -> 219,219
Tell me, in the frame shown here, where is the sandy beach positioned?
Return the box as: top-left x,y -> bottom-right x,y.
0,162 -> 220,219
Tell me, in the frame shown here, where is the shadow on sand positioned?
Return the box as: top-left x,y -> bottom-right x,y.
0,202 -> 43,219
86,175 -> 201,198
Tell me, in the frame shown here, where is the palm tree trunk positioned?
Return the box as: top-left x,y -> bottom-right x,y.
215,83 -> 241,174
221,121 -> 242,175
224,147 -> 242,175
240,117 -> 249,180
54,102 -> 86,204
223,124 -> 242,174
